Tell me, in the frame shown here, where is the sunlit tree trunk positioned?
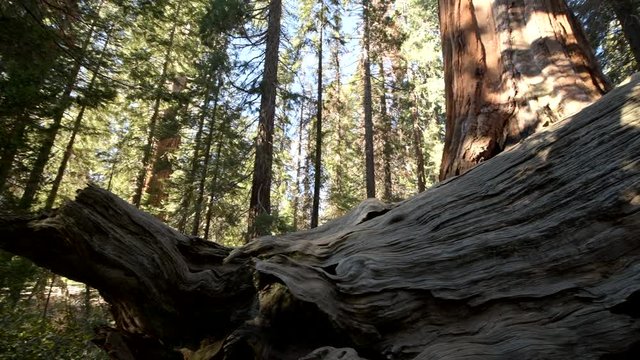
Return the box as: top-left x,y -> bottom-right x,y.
362,0 -> 376,198
247,0 -> 283,239
203,122 -> 225,240
293,98 -> 305,231
411,94 -> 426,193
146,75 -> 189,215
45,29 -> 113,210
132,2 -> 182,207
192,79 -> 222,236
378,61 -> 393,201
303,136 -> 313,228
2,77 -> 640,358
176,77 -> 213,232
19,8 -> 103,209
438,0 -> 609,180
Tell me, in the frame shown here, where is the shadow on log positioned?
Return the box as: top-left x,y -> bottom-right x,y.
1,76 -> 640,359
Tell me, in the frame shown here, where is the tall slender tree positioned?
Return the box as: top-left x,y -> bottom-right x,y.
438,0 -> 610,180
378,61 -> 393,201
202,124 -> 226,240
192,77 -> 223,235
411,92 -> 427,193
293,93 -> 307,231
0,1 -> 73,194
45,26 -> 114,210
362,0 -> 376,198
311,5 -> 325,228
247,0 -> 283,239
132,1 -> 183,207
18,1 -> 106,209
176,70 -> 215,232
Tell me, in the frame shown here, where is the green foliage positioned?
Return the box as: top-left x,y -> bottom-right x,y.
0,307 -> 107,360
0,255 -> 111,359
0,252 -> 39,307
568,0 -> 638,84
200,0 -> 248,44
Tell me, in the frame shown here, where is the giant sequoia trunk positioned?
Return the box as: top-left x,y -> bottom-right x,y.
1,77 -> 640,359
438,0 -> 610,180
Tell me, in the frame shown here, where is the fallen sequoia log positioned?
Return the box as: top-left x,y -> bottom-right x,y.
1,76 -> 640,359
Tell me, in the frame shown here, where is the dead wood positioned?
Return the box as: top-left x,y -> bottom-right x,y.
1,76 -> 640,359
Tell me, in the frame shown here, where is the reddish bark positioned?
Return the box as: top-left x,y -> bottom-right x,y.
438,0 -> 609,180
247,0 -> 283,239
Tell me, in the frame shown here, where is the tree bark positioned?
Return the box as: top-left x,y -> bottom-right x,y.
132,2 -> 182,208
438,0 -> 610,181
18,7 -> 103,209
2,76 -> 640,359
247,0 -> 283,239
311,7 -> 324,229
378,61 -> 393,202
362,0 -> 376,199
203,122 -> 226,241
411,94 -> 426,193
192,78 -> 222,236
293,96 -> 306,231
146,75 -> 189,214
45,27 -> 113,210
609,0 -> 640,70
176,76 -> 213,232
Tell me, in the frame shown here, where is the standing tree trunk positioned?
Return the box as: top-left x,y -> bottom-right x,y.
411,93 -> 426,193
132,2 -> 182,208
311,7 -> 324,229
362,0 -> 376,198
45,28 -> 113,210
1,77 -> 640,360
202,125 -> 226,241
293,97 -> 306,231
609,0 -> 640,70
303,135 -> 313,228
247,0 -> 283,239
192,79 -> 222,236
146,75 -> 189,214
438,0 -> 610,180
18,9 -> 103,209
176,75 -> 213,232
378,61 -> 393,201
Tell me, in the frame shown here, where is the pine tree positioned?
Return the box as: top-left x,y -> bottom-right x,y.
0,1 -> 73,198
132,2 -> 183,208
45,25 -> 116,210
247,0 -> 284,239
310,5 -> 325,228
18,1 -> 109,210
362,0 -> 376,198
192,77 -> 223,235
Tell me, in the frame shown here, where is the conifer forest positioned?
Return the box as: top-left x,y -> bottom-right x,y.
1,0 -> 640,359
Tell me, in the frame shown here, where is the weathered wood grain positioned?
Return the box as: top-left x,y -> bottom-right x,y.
1,77 -> 640,359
